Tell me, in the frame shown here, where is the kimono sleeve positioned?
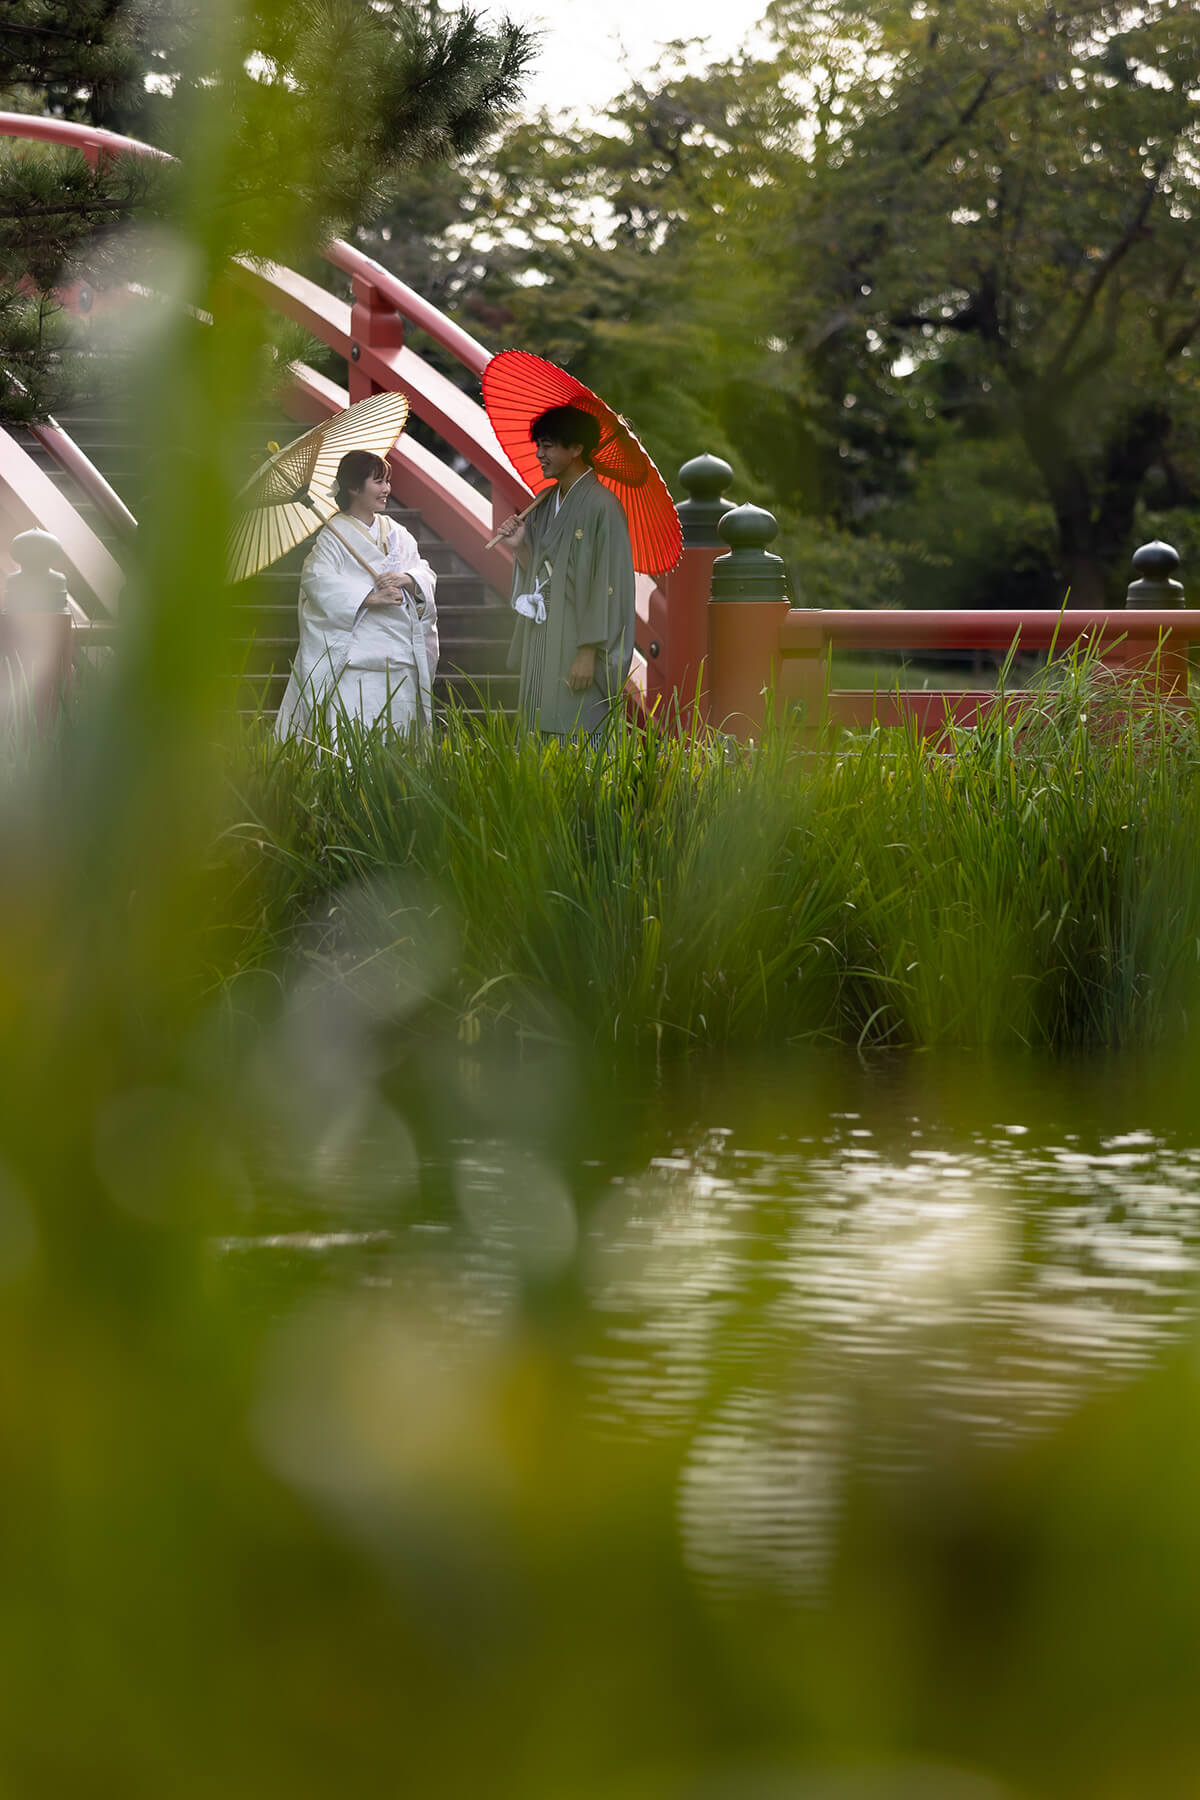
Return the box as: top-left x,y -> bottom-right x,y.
574,495 -> 635,657
385,522 -> 438,621
299,529 -> 374,632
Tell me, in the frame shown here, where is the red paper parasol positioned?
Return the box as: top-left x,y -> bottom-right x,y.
482,350 -> 682,575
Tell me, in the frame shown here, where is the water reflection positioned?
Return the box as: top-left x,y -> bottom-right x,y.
227,1052 -> 1200,1597
579,1087 -> 1200,1594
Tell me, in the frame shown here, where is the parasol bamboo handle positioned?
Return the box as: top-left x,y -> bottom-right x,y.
323,519 -> 383,578
322,519 -> 412,597
485,487 -> 552,551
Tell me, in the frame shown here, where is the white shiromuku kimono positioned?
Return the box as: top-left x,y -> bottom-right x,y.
274,512 -> 439,741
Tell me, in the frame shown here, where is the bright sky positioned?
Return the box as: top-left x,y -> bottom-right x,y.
510,0 -> 762,121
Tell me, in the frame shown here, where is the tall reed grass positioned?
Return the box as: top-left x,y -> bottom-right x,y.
219,650 -> 1200,1055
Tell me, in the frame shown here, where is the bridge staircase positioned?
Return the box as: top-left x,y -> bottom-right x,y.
9,394 -> 519,719
231,509 -> 517,721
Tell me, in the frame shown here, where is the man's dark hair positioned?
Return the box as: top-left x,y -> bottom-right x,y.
334,450 -> 388,511
530,405 -> 601,463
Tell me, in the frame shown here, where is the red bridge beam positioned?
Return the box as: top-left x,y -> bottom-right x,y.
322,241 -> 492,379
781,608 -> 1200,654
0,431 -> 124,615
227,257 -> 525,506
0,111 -> 170,167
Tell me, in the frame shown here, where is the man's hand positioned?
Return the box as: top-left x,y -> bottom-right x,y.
567,646 -> 597,693
495,513 -> 531,569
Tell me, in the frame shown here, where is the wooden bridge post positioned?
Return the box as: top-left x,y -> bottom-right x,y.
1,530 -> 74,726
348,274 -> 403,404
707,504 -> 790,741
1124,539 -> 1187,696
647,454 -> 734,724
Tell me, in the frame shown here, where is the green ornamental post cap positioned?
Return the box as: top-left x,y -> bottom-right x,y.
719,503 -> 779,551
1126,538 -> 1184,608
710,503 -> 786,602
678,453 -> 734,500
1130,540 -> 1181,581
676,453 -> 736,547
7,529 -> 70,613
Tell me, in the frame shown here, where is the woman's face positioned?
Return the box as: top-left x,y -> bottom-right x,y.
353,467 -> 391,511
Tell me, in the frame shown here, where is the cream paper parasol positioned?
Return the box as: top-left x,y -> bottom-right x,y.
226,389 -> 411,583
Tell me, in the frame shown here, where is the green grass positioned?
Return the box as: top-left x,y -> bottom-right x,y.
215,649 -> 1200,1056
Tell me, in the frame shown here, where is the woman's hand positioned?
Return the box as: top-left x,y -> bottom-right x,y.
367,572 -> 410,605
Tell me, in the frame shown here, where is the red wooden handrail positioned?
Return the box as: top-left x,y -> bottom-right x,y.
0,111 -> 170,166
322,240 -> 492,378
781,607 -> 1200,653
28,419 -> 137,542
226,257 -> 522,504
771,605 -> 1200,740
0,430 -> 124,614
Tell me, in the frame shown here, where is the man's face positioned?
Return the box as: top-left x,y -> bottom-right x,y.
533,437 -> 584,481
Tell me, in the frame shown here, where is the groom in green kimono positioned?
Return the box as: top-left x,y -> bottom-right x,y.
496,405 -> 636,738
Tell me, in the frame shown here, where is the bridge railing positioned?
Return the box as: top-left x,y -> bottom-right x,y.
697,497 -> 1198,741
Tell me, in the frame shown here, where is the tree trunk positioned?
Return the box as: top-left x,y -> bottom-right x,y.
1058,549 -> 1110,610
1012,385 -> 1172,608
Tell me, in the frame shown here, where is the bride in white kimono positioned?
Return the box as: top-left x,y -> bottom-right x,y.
275,450 -> 438,742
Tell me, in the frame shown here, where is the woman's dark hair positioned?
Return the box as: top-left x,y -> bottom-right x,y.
530,404 -> 601,464
334,449 -> 388,512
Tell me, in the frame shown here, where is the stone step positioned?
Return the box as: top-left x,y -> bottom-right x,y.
228,670 -> 521,715
240,568 -> 492,599
231,604 -> 510,639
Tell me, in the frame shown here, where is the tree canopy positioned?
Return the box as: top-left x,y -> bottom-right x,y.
388,0 -> 1200,607
759,0 -> 1200,603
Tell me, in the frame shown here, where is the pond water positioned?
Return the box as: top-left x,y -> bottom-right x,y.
224,1048 -> 1200,1597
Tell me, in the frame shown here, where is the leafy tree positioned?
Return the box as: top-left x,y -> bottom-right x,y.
0,0 -> 168,123
364,60 -> 812,496
748,0 -> 1200,604
354,48 -> 940,590
148,0 -> 533,268
0,0 -> 534,420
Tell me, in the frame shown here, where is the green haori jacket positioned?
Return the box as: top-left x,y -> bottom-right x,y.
507,469 -> 636,736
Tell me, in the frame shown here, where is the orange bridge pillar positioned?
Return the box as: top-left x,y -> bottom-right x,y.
707,504 -> 789,741
647,455 -> 734,726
